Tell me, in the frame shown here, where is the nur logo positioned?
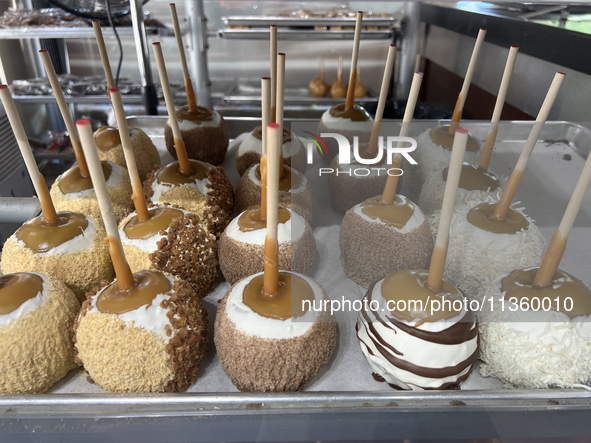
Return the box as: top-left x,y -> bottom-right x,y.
301,132 -> 418,177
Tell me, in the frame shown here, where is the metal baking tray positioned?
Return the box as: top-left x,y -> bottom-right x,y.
2,117 -> 591,441
223,84 -> 379,106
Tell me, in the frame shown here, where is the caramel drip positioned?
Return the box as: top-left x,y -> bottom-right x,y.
58,162 -> 112,194
381,269 -> 462,324
502,267 -> 591,319
94,126 -> 122,152
329,103 -> 370,122
443,162 -> 500,191
467,203 -> 529,234
256,165 -> 302,191
533,231 -> 567,287
185,79 -> 198,113
238,207 -> 291,232
132,177 -> 149,222
492,169 -> 523,221
426,244 -> 447,293
243,272 -> 314,320
260,154 -> 268,218
0,273 -> 44,315
360,195 -> 414,229
264,237 -> 279,296
123,207 -> 184,240
430,125 -> 479,152
344,69 -> 357,110
175,104 -> 214,123
96,270 -> 172,315
36,175 -> 57,224
156,159 -> 210,185
16,211 -> 89,253
448,92 -> 463,133
172,137 -> 192,175
253,126 -> 292,145
380,156 -> 403,204
106,235 -> 134,291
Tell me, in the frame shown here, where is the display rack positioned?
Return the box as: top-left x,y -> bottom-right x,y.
218,15 -> 397,40
0,26 -> 169,40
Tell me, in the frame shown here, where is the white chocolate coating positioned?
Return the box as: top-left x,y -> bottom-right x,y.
225,208 -> 305,246
168,111 -> 222,130
352,199 -> 425,235
58,161 -> 123,199
226,271 -> 323,340
320,108 -> 374,131
149,169 -> 212,204
247,164 -> 308,195
418,168 -> 507,215
414,127 -> 481,194
479,271 -> 591,388
441,197 -> 545,300
87,274 -> 177,343
237,131 -> 303,160
118,206 -> 190,253
15,214 -> 96,257
357,278 -> 479,391
0,272 -> 49,328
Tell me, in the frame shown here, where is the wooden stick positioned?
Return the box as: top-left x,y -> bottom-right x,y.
492,72 -> 566,221
264,122 -> 281,296
316,56 -> 321,80
270,25 -> 277,123
449,28 -> 487,133
39,49 -> 89,178
367,44 -> 396,155
260,76 -> 271,219
110,88 -> 150,222
345,11 -> 363,110
92,20 -> 115,91
533,146 -> 591,287
276,52 -> 285,178
320,56 -> 325,81
170,3 -> 198,112
427,129 -> 469,292
479,45 -> 519,171
152,42 -> 191,175
0,85 -> 57,223
337,56 -> 343,83
380,72 -> 424,204
77,119 -> 134,290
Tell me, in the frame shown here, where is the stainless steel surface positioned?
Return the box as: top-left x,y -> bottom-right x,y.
2,117 -> 591,439
129,0 -> 157,115
223,84 -> 379,106
0,27 -> 168,40
223,16 -> 396,28
0,197 -> 40,224
187,0 -> 212,107
396,2 -> 420,101
217,28 -> 393,40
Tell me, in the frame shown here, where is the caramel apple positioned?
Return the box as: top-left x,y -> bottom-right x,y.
94,125 -> 160,182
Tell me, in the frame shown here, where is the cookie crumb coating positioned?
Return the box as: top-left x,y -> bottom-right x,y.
143,164 -> 235,238
97,128 -> 161,182
0,276 -> 80,394
74,278 -> 208,393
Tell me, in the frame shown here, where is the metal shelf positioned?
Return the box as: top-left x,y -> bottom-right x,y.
217,28 -> 393,40
12,94 -> 144,105
0,26 -> 169,40
223,15 -> 396,27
